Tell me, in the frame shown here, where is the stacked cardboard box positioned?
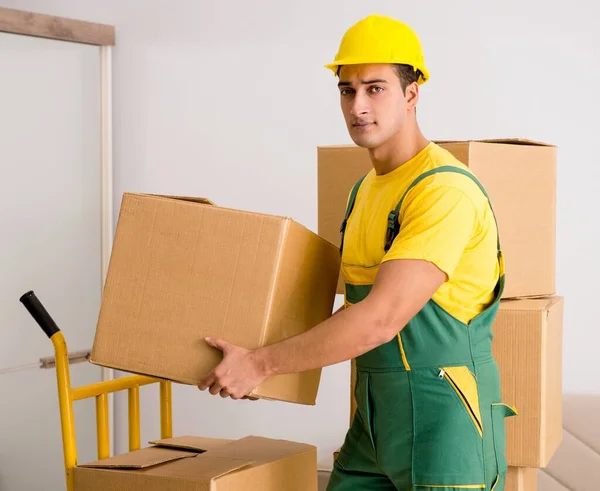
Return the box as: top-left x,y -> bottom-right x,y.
318,139 -> 563,489
318,140 -> 556,298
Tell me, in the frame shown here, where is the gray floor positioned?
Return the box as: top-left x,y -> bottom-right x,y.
318,471 -> 331,490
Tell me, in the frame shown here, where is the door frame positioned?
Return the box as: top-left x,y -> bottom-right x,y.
0,5 -> 116,451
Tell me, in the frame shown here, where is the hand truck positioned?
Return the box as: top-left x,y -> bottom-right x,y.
19,290 -> 174,491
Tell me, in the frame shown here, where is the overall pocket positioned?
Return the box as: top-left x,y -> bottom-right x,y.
490,402 -> 518,482
334,371 -> 375,470
439,366 -> 483,437
411,367 -> 486,487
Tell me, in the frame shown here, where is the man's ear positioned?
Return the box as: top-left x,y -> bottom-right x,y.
406,82 -> 419,110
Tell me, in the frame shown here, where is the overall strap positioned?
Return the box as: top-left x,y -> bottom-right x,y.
339,174 -> 367,255
384,166 -> 502,260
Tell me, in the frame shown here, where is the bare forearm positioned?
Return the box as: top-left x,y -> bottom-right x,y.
251,259 -> 446,378
253,299 -> 394,376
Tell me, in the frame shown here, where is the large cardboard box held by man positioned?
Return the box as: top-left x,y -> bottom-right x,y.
74,435 -> 317,491
317,139 -> 556,299
90,193 -> 340,405
349,296 -> 564,469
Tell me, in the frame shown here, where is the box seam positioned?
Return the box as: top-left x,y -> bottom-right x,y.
258,218 -> 290,348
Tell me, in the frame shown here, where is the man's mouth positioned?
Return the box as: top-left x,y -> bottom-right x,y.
353,121 -> 374,128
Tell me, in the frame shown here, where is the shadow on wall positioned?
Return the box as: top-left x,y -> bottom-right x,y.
318,395 -> 600,491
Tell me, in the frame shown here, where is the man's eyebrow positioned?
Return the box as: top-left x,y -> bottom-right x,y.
362,79 -> 389,84
337,79 -> 389,87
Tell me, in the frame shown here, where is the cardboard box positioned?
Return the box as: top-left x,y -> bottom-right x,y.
74,435 -> 317,491
349,297 -> 564,468
506,467 -> 538,491
493,297 -> 564,468
91,193 -> 340,405
317,139 -> 556,299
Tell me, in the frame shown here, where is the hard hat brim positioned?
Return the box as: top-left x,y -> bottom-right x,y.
325,60 -> 429,85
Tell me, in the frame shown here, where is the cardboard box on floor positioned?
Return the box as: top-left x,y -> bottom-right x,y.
90,193 -> 340,405
317,139 -> 557,299
349,296 -> 563,468
74,435 -> 317,491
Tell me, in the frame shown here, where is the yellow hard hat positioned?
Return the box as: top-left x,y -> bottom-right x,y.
325,14 -> 430,84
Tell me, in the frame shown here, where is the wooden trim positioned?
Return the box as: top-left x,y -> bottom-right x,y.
0,7 -> 115,46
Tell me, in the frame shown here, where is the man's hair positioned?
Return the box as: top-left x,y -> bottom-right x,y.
393,64 -> 422,92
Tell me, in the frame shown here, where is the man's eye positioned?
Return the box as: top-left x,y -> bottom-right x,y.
340,89 -> 353,96
369,86 -> 383,93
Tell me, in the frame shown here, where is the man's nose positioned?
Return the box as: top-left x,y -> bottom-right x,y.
350,93 -> 369,118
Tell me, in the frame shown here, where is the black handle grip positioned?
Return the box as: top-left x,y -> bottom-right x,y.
19,290 -> 61,338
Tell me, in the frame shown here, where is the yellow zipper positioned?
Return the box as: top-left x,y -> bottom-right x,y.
439,368 -> 483,437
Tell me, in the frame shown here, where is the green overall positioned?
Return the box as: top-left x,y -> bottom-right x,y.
327,167 -> 517,491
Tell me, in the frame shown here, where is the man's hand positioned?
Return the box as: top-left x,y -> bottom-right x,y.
198,337 -> 269,400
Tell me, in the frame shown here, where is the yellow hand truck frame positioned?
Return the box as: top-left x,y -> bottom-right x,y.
20,290 -> 173,491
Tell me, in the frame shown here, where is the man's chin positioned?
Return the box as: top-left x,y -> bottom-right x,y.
350,136 -> 381,149
348,126 -> 384,148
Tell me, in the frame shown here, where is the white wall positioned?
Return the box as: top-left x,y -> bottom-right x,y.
0,28 -> 105,491
4,0 -> 600,471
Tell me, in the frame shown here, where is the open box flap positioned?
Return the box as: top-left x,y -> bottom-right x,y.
78,447 -> 196,469
149,436 -> 234,453
148,455 -> 255,481
206,436 -> 315,464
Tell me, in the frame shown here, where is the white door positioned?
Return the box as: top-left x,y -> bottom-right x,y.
0,31 -> 105,491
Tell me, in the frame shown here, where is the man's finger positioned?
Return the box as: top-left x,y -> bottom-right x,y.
219,388 -> 231,399
198,374 -> 215,391
209,382 -> 222,396
242,395 -> 259,401
205,337 -> 231,354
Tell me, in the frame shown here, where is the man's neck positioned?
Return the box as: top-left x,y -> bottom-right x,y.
368,127 -> 430,176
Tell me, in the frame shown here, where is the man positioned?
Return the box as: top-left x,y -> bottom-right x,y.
198,14 -> 516,491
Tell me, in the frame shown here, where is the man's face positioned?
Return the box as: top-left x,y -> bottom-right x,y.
338,64 -> 416,149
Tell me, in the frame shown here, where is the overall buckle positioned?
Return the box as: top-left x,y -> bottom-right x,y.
384,211 -> 398,252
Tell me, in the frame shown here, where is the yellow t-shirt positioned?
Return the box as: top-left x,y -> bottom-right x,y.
341,142 -> 500,324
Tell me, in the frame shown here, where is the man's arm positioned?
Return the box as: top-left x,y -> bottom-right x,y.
199,259 -> 444,398
253,258 -> 445,376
